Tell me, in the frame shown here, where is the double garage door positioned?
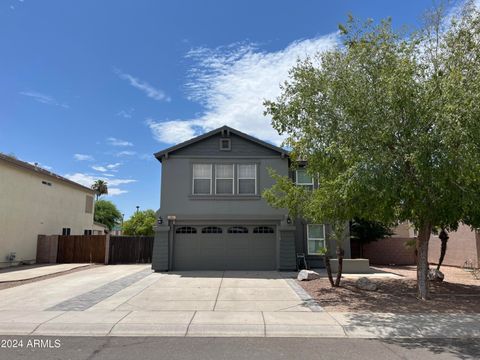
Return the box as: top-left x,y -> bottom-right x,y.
173,225 -> 276,270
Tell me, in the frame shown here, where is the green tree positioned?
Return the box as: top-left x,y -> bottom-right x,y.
122,210 -> 156,236
263,3 -> 480,300
263,171 -> 350,287
94,200 -> 122,230
350,218 -> 394,257
91,179 -> 108,200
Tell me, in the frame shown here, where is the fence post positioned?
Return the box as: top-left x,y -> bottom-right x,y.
104,234 -> 110,265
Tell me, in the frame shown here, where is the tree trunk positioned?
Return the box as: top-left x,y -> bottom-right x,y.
436,229 -> 448,271
324,255 -> 335,287
416,222 -> 432,300
334,246 -> 345,287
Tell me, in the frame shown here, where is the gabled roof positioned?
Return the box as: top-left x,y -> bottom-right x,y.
154,125 -> 289,161
0,153 -> 95,193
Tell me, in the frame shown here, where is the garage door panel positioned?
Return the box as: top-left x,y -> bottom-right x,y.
252,237 -> 276,255
174,225 -> 276,270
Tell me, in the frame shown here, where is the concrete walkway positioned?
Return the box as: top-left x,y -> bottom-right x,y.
0,265 -> 478,338
0,310 -> 479,338
0,263 -> 90,282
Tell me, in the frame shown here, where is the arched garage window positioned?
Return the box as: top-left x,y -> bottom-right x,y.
202,226 -> 223,234
253,226 -> 274,234
227,226 -> 248,233
176,226 -> 197,234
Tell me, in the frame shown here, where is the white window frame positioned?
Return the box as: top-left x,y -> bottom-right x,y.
237,164 -> 257,195
296,169 -> 314,188
192,164 -> 212,195
307,224 -> 326,255
215,164 -> 234,195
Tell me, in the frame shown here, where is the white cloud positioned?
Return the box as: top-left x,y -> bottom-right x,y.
107,178 -> 136,186
106,137 -> 133,147
27,161 -> 52,171
64,172 -> 136,196
106,162 -> 121,169
117,108 -> 135,118
138,153 -> 153,161
116,150 -> 136,157
108,188 -> 128,196
64,173 -> 97,187
146,35 -> 338,145
146,118 -> 202,143
92,165 -> 107,172
115,69 -> 170,102
19,91 -> 69,108
74,153 -> 94,161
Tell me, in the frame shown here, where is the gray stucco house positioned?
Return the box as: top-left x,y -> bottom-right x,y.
151,125 -> 350,271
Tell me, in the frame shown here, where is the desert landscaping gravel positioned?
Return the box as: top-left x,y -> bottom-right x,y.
300,265 -> 480,314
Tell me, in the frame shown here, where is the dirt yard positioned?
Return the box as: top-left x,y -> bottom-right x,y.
300,265 -> 480,313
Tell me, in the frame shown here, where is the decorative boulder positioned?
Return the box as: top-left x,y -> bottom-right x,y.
428,269 -> 445,282
356,277 -> 377,291
297,270 -> 320,281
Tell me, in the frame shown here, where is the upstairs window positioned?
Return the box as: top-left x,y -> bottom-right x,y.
307,224 -> 325,255
215,164 -> 234,194
62,228 -> 71,236
237,164 -> 256,195
176,226 -> 197,234
193,164 -> 212,195
85,195 -> 94,214
296,169 -> 314,190
228,226 -> 248,233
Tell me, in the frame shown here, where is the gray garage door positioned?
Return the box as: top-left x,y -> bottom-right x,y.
173,225 -> 276,270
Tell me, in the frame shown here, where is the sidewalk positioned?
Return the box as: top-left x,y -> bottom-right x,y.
0,264 -> 90,282
1,310 -> 478,338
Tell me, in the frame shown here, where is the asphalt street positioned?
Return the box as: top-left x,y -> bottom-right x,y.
0,337 -> 479,360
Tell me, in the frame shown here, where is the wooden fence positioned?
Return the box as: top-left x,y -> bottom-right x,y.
57,235 -> 107,263
108,236 -> 154,264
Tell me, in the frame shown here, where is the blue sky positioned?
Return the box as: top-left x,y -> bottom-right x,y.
0,0 -> 457,219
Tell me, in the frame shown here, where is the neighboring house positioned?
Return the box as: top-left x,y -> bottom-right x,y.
354,222 -> 480,268
352,222 -> 417,265
0,153 -> 97,267
91,222 -> 108,235
428,224 -> 480,268
110,224 -> 123,236
151,125 -> 350,271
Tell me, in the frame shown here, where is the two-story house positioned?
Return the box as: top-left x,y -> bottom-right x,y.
151,125 -> 350,271
0,153 -> 99,267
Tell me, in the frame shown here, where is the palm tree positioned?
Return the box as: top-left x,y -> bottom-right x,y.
91,179 -> 108,200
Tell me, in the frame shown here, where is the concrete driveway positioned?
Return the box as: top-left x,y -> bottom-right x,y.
112,270 -> 311,312
0,265 -> 334,337
1,265 -> 478,338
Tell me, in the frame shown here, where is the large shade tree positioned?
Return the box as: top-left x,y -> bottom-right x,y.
123,210 -> 156,236
263,2 -> 480,300
94,200 -> 122,230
